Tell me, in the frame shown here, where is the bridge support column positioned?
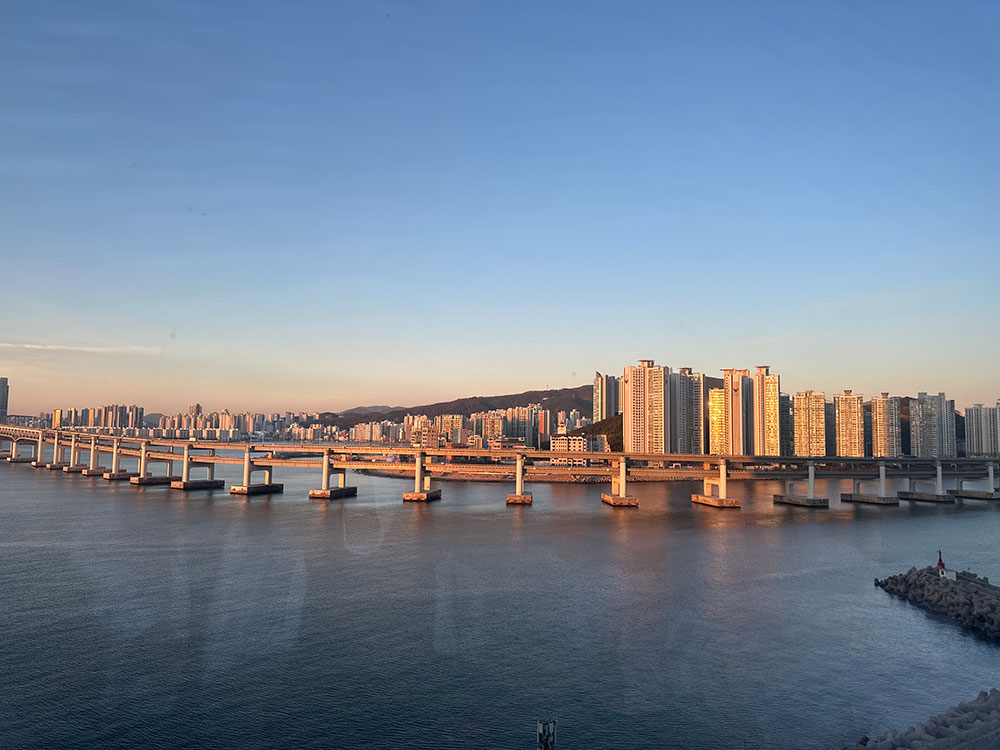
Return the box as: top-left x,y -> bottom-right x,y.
507,453 -> 532,505
310,448 -> 358,500
603,458 -> 638,506
230,446 -> 283,496
404,450 -> 440,502
775,461 -> 829,507
103,438 -> 132,480
991,463 -> 996,491
31,433 -> 44,467
841,462 -> 898,505
693,459 -> 737,507
46,432 -> 69,469
897,462 -> 954,503
63,434 -> 87,472
82,437 -> 103,475
171,444 -> 225,490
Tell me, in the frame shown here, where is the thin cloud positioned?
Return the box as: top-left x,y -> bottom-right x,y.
0,342 -> 164,355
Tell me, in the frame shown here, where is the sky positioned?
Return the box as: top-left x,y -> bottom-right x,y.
2,0 -> 998,415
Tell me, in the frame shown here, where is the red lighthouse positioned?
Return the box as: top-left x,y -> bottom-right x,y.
937,550 -> 945,570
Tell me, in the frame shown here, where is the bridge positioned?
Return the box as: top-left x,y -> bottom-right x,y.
0,425 -> 997,509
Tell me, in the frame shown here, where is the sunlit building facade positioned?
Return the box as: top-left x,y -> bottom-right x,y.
708,388 -> 725,455
622,360 -> 669,454
793,390 -> 826,457
834,390 -> 864,457
752,365 -> 781,456
722,368 -> 753,456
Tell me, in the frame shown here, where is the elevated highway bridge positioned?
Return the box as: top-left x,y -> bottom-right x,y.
1,425 -> 996,508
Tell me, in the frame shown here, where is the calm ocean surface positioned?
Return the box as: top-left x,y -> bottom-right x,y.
2,457 -> 999,749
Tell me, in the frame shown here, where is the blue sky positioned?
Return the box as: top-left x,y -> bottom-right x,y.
2,1 -> 998,414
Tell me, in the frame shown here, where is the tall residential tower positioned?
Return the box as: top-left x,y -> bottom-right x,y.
622,360 -> 669,454
592,372 -> 619,423
834,390 -> 864,457
752,366 -> 781,456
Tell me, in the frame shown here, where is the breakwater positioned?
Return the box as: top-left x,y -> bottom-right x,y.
876,566 -> 1000,640
854,690 -> 1000,749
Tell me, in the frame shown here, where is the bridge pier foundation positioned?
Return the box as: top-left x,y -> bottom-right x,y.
45,433 -> 69,470
898,462 -> 954,502
948,462 -> 1000,500
842,462 -> 898,504
774,462 -> 829,507
692,460 -> 739,507
507,454 -> 532,505
404,450 -> 440,501
602,458 -> 637,506
230,446 -> 283,496
310,447 -> 358,500
103,438 -> 135,480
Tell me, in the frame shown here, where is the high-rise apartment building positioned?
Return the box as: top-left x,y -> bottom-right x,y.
793,391 -> 826,457
622,360 -> 669,453
965,404 -> 999,457
911,392 -> 957,458
752,365 -> 781,456
779,393 -> 794,457
871,393 -> 902,457
708,388 -> 725,455
722,368 -> 753,456
834,390 -> 864,457
0,377 -> 8,422
592,372 -> 619,423
670,367 -> 704,454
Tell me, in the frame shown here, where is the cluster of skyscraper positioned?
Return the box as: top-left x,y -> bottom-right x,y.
596,362 -> 966,459
350,405 -> 590,449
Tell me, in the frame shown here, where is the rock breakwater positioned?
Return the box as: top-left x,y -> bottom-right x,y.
876,566 -> 1000,640
853,689 -> 1000,749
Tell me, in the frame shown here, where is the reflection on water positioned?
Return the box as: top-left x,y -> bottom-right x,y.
2,461 -> 1000,749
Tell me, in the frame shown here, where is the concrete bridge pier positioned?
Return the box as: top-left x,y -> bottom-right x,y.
31,433 -> 46,467
103,438 -> 133,480
692,459 -> 739,508
506,454 -> 532,505
603,458 -> 637,506
171,444 -> 225,490
7,438 -> 35,463
898,461 -> 954,503
0,436 -> 11,460
948,462 -> 1000,500
774,462 -> 829,507
230,446 -> 283,496
131,443 -> 181,486
403,450 -> 440,502
309,448 -> 357,500
842,462 -> 899,505
63,434 -> 87,473
45,432 -> 69,470
82,437 -> 105,475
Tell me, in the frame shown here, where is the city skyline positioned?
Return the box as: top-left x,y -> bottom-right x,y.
3,1 -> 999,415
4,357 -> 999,418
